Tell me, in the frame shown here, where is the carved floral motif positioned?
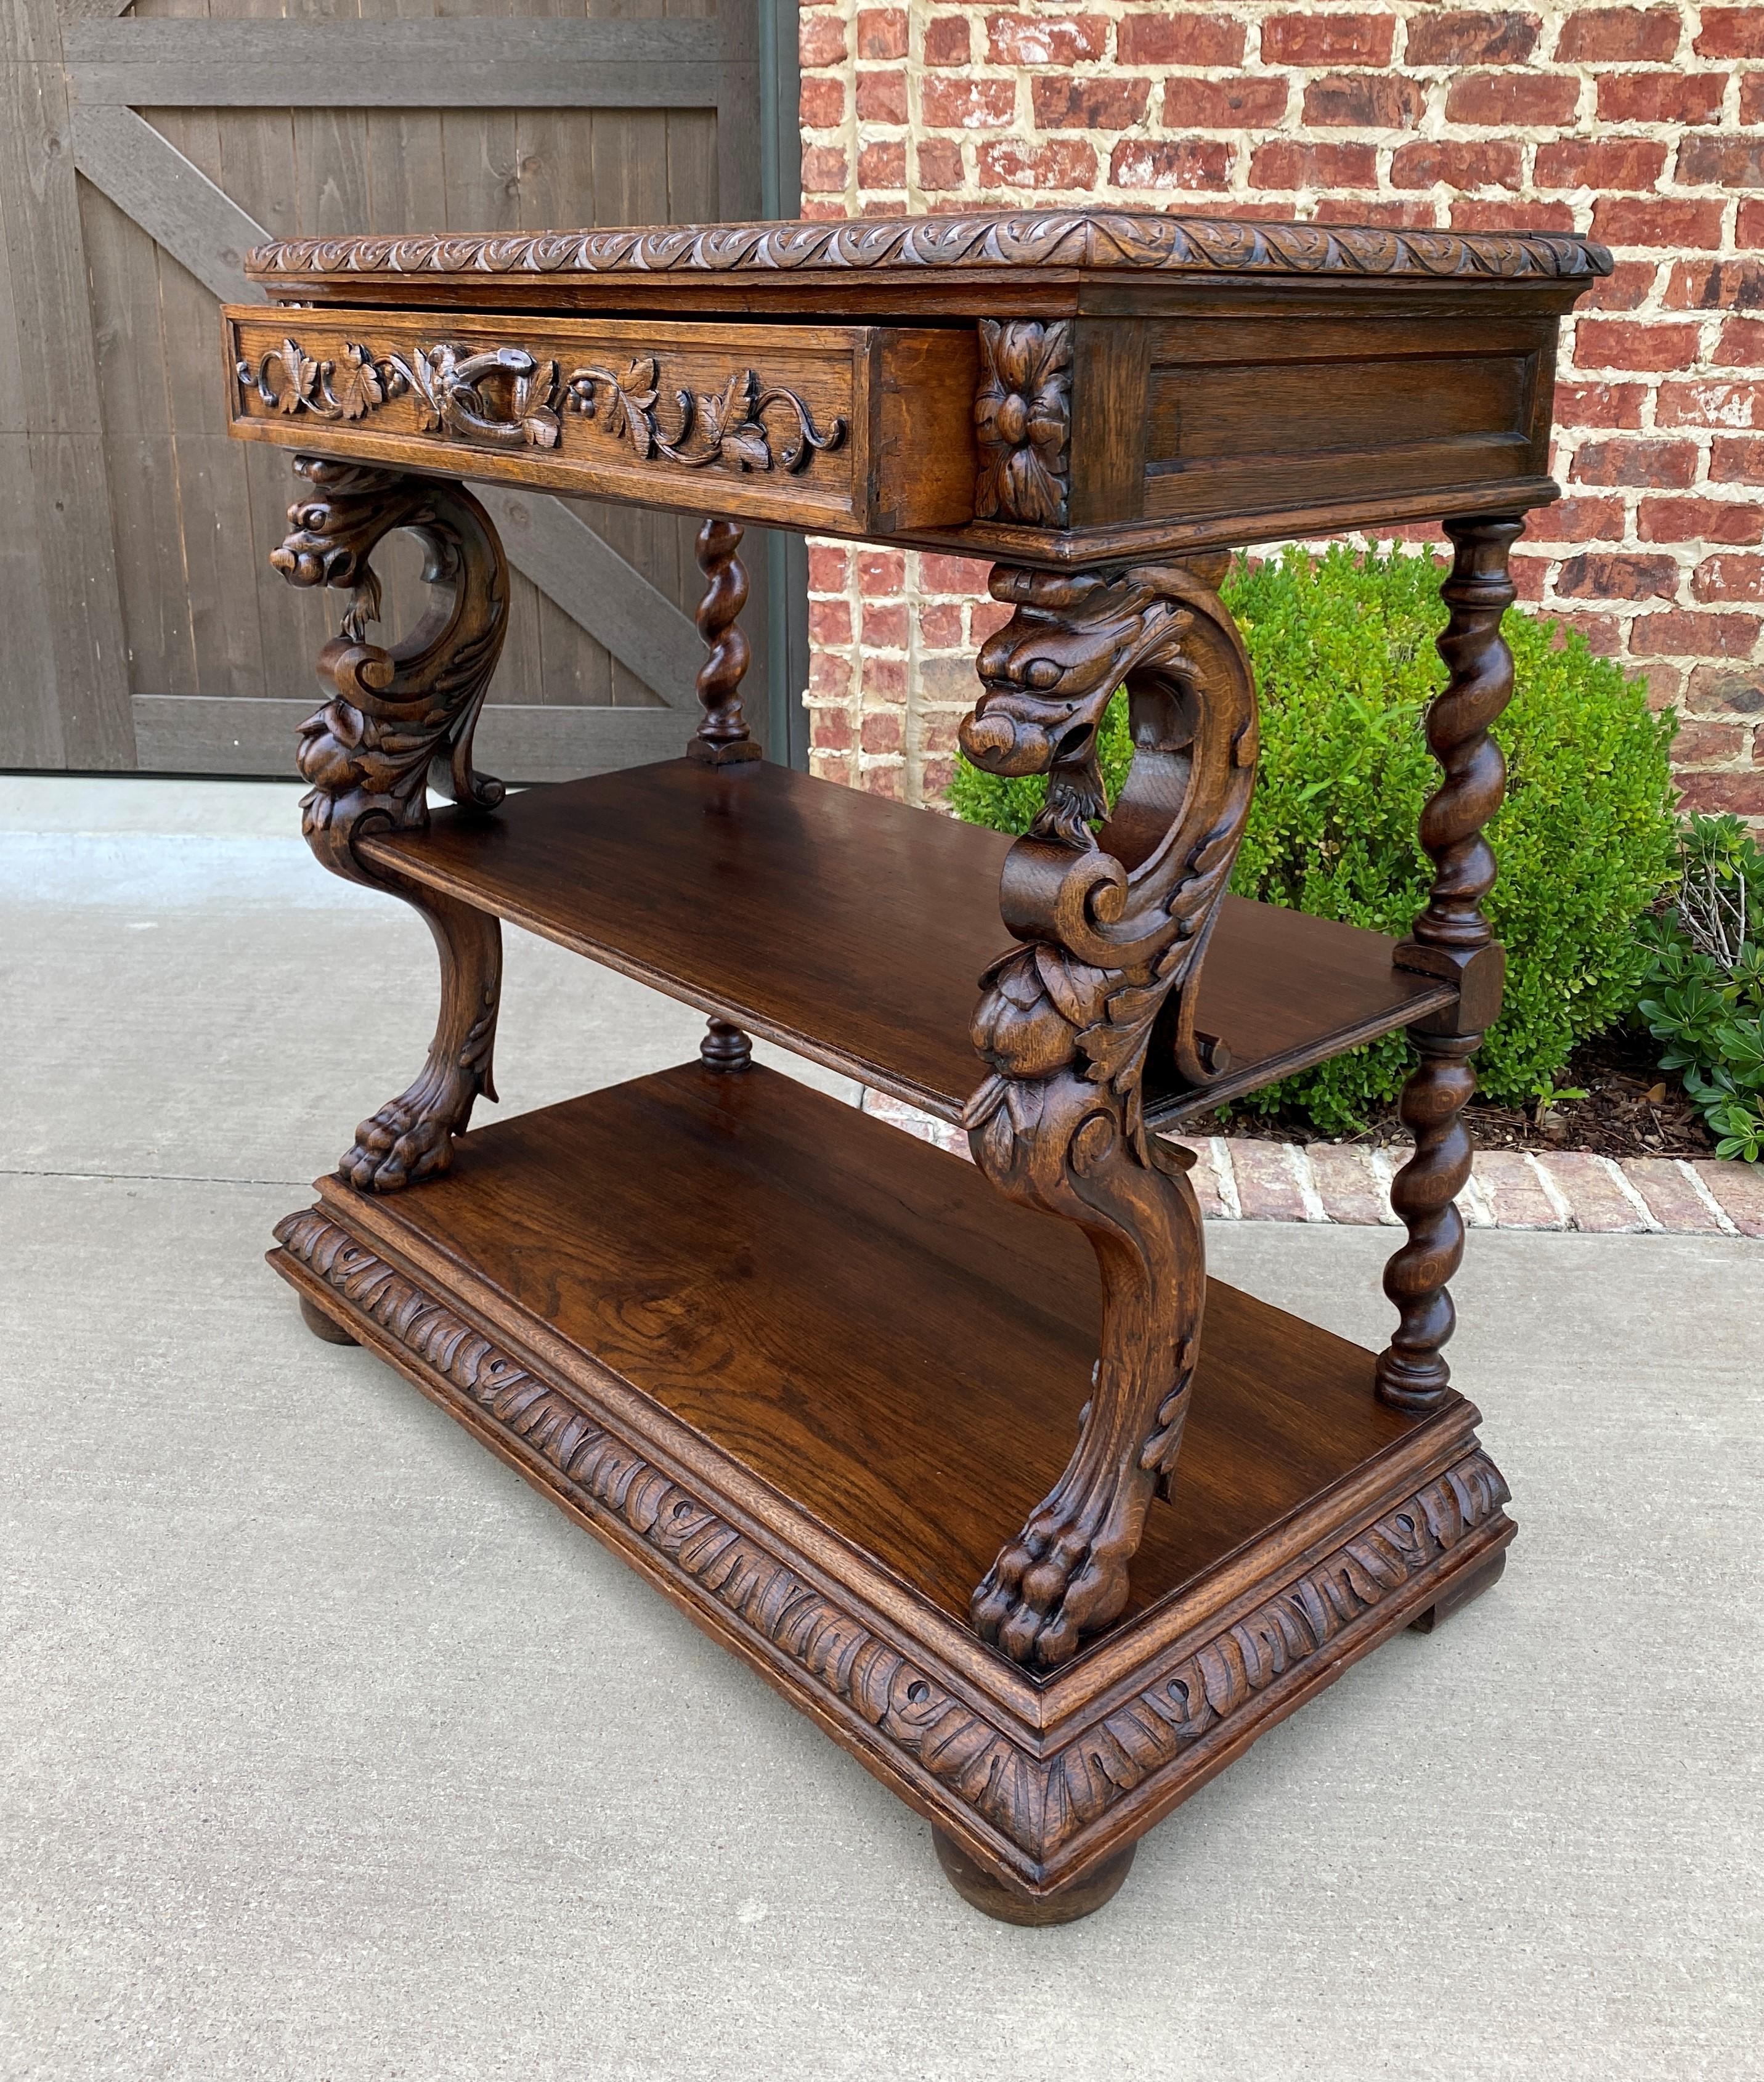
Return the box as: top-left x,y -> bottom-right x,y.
564,357 -> 844,473
237,335 -> 844,472
246,208 -> 1611,287
975,320 -> 1071,528
241,338 -> 388,421
395,344 -> 561,449
275,1203 -> 1511,1874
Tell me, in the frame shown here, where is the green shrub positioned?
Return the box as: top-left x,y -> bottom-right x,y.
949,542 -> 1678,1135
1636,814 -> 1764,1160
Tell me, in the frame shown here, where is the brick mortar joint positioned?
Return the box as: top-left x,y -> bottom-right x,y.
802,0 -> 1764,799
856,1091 -> 1761,1236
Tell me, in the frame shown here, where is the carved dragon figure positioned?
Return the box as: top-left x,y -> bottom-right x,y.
271,456 -> 508,1192
958,556 -> 1259,1669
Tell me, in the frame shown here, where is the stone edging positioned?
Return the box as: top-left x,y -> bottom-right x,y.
858,1092 -> 1764,1239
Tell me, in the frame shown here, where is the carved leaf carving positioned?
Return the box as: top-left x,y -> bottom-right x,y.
331,343 -> 384,420
270,338 -> 317,413
975,319 -> 1071,528
276,1203 -> 1513,1871
248,211 -> 1611,288
242,331 -> 847,474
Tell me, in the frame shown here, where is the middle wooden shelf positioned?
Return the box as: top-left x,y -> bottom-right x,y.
359,755 -> 1457,1126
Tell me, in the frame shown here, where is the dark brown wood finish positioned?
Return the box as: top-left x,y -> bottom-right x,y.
1378,518 -> 1523,1412
237,205 -> 1603,1917
687,518 -> 760,766
956,556 -> 1258,1667
243,208 -> 1610,307
269,1063 -> 1513,1900
356,757 -> 1456,1127
234,210 -> 1608,566
277,457 -> 509,1190
225,307 -> 979,539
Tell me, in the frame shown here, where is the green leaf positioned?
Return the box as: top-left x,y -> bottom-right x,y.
948,540 -> 1678,1134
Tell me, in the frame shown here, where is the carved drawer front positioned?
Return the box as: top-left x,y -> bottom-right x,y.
224,309 -> 979,535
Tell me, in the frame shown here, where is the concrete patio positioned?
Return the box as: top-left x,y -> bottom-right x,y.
3,778 -> 1760,2082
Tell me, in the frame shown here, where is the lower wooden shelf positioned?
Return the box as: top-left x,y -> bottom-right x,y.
270,1062 -> 1512,1912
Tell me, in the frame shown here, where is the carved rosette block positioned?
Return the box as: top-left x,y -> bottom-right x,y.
688,517 -> 761,766
959,561 -> 1259,1669
271,455 -> 509,1193
1378,516 -> 1522,1412
974,320 -> 1071,528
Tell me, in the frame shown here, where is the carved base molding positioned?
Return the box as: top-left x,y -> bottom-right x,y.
270,1174 -> 1513,1903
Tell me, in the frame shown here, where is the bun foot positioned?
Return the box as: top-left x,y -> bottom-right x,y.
1410,1547 -> 1506,1633
933,1830 -> 1135,1925
299,1295 -> 360,1346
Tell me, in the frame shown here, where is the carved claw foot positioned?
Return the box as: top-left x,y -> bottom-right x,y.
339,1073 -> 475,1193
339,1015 -> 496,1189
972,1443 -> 1155,1668
334,898 -> 500,1195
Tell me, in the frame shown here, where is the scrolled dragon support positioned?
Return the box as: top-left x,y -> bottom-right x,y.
959,557 -> 1259,1671
272,455 -> 508,1193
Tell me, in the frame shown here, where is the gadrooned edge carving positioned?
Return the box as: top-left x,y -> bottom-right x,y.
246,210 -> 1612,287
277,1206 -> 1513,1876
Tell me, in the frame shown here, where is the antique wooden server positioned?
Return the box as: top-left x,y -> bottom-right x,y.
228,208 -> 1609,1924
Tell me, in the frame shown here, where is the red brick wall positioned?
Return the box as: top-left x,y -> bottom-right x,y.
796,0 -> 1764,818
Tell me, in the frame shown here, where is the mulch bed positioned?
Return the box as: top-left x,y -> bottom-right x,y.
1223,1026 -> 1717,1161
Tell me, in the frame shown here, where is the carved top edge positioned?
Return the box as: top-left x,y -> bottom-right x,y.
246,209 -> 1613,290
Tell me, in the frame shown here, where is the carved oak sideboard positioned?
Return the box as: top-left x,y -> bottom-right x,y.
229,208 -> 1611,1924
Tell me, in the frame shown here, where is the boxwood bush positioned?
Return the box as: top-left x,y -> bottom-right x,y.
950,542 -> 1678,1135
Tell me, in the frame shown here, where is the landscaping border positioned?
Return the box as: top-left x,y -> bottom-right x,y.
860,1092 -> 1764,1238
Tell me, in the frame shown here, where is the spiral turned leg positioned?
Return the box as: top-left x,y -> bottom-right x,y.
688,516 -> 761,766
1377,1031 -> 1479,1410
1377,513 -> 1521,1414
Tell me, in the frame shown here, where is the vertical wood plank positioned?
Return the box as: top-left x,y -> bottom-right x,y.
434,0 -> 545,715
75,179 -> 196,705
152,94 -> 274,702
712,0 -> 760,222
0,0 -> 134,767
0,118 -> 62,764
213,0 -> 337,717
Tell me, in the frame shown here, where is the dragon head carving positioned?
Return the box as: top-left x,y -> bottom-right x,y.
960,566 -> 1195,848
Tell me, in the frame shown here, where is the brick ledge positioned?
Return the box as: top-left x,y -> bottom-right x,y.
858,1092 -> 1763,1239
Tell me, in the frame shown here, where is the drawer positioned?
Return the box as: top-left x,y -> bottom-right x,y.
224,307 -> 979,535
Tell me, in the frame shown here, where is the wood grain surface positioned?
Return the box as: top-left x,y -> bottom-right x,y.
225,307 -> 978,535
358,757 -> 1457,1124
311,1062 -> 1425,1626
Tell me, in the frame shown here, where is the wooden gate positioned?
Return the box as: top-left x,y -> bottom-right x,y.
0,0 -> 805,781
